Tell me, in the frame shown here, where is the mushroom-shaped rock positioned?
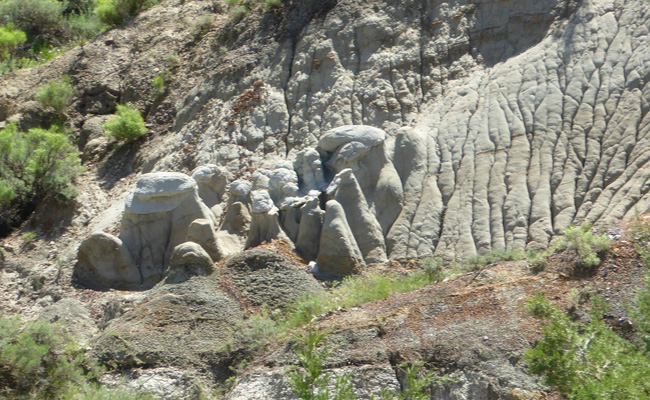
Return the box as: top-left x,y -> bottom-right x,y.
164,242 -> 214,284
245,190 -> 293,249
224,249 -> 323,309
315,200 -> 364,279
330,169 -> 387,264
228,179 -> 253,199
318,125 -> 386,153
120,172 -> 215,287
74,232 -> 141,290
191,164 -> 231,209
318,125 -> 403,235
268,168 -> 300,205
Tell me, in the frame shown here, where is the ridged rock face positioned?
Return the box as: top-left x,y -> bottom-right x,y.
144,0 -> 650,261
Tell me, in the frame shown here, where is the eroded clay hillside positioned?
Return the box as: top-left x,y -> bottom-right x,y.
3,0 -> 649,263
1,0 -> 650,398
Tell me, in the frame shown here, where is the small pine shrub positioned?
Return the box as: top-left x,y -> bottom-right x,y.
525,294 -> 650,399
34,75 -> 75,114
288,327 -> 356,400
0,23 -> 27,60
103,103 -> 148,141
0,316 -> 156,399
0,317 -> 90,398
150,71 -> 171,99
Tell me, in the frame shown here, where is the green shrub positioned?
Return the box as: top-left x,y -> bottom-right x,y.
95,0 -> 159,26
0,316 -> 156,399
288,327 -> 356,400
0,123 -> 81,235
421,257 -> 445,283
0,316 -> 90,398
524,294 -> 650,399
553,224 -> 611,270
150,71 -> 171,99
0,23 -> 27,60
460,248 -> 525,272
35,75 -> 75,114
67,11 -> 105,43
103,103 -> 148,141
0,0 -> 66,45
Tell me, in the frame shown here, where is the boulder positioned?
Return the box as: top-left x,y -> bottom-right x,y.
294,148 -> 327,193
187,218 -> 222,262
316,200 -> 364,278
329,169 -> 387,264
74,232 -> 141,290
164,242 -> 214,284
191,164 -> 231,209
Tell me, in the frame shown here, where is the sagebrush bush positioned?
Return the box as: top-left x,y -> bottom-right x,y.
35,74 -> 75,114
0,23 -> 26,60
553,224 -> 611,270
0,123 -> 81,235
103,103 -> 148,141
95,0 -> 159,26
461,248 -> 525,272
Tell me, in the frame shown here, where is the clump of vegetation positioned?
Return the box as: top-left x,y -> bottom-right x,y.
0,0 -> 104,75
460,248 -> 525,272
288,326 -> 450,400
0,123 -> 82,236
524,293 -> 650,399
0,316 -> 156,399
553,224 -> 611,269
285,270 -> 443,329
372,361 -> 451,400
421,256 -> 444,283
150,70 -> 171,99
0,316 -> 90,398
225,0 -> 282,23
631,216 -> 650,267
35,75 -> 75,114
103,103 -> 148,141
525,223 -> 611,273
288,327 -> 356,400
95,0 -> 159,26
0,23 -> 27,60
